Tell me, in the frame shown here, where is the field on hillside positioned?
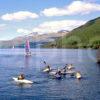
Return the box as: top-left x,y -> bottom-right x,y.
43,17 -> 100,49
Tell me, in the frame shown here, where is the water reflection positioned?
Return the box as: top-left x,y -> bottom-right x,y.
24,56 -> 31,68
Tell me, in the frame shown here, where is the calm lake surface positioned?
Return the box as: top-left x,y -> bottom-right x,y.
0,49 -> 100,100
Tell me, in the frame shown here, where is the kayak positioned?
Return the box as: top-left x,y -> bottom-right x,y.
75,72 -> 82,79
66,70 -> 75,74
54,74 -> 62,79
67,65 -> 74,70
49,70 -> 57,75
12,77 -> 33,84
43,68 -> 50,72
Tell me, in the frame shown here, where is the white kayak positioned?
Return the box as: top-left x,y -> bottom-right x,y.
13,77 -> 33,84
49,70 -> 57,75
43,68 -> 50,72
66,70 -> 75,74
75,72 -> 82,79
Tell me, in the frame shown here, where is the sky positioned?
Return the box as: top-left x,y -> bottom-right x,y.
0,0 -> 100,40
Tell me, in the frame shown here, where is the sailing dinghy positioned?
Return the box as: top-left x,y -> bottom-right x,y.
25,39 -> 31,56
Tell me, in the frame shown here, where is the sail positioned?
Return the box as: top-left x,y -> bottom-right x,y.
25,40 -> 31,56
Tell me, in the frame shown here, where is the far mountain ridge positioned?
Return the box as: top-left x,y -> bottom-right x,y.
0,30 -> 68,48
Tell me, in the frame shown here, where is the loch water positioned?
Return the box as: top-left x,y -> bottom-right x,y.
0,49 -> 100,100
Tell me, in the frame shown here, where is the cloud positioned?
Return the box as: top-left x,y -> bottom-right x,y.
41,1 -> 100,16
1,11 -> 39,21
17,28 -> 32,35
32,20 -> 86,34
17,20 -> 86,35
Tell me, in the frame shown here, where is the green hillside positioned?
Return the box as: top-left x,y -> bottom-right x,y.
43,17 -> 100,49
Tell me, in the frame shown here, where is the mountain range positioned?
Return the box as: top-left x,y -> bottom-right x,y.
43,17 -> 100,49
0,30 -> 68,48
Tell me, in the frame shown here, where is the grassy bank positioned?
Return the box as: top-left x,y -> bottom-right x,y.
43,17 -> 100,49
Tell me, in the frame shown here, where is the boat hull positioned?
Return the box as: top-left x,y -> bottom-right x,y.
43,68 -> 50,72
13,77 -> 33,84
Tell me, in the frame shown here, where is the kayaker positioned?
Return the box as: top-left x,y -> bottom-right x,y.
45,65 -> 51,71
48,65 -> 51,70
57,70 -> 62,75
55,68 -> 62,75
61,64 -> 68,72
67,64 -> 74,70
18,74 -> 25,80
75,71 -> 82,79
54,70 -> 62,79
43,61 -> 51,72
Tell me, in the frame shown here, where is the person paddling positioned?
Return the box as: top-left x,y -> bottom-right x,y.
43,61 -> 51,72
54,70 -> 62,79
60,64 -> 68,73
18,74 -> 25,80
67,64 -> 74,70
